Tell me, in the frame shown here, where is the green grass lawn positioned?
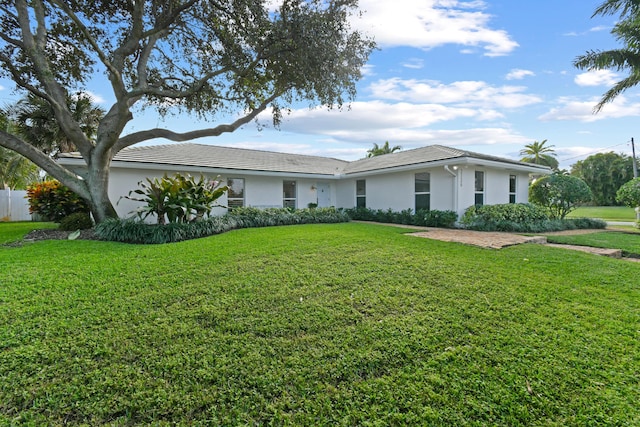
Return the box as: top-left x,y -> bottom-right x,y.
0,221 -> 57,244
547,231 -> 640,256
568,206 -> 637,222
1,222 -> 639,425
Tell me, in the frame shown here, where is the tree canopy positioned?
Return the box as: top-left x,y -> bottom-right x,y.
519,140 -> 558,170
574,0 -> 640,111
366,141 -> 402,158
570,151 -> 635,205
529,173 -> 593,220
0,0 -> 374,222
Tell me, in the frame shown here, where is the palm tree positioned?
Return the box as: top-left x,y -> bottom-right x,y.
0,147 -> 39,190
366,141 -> 402,158
0,112 -> 39,189
574,0 -> 640,112
520,140 -> 559,170
7,93 -> 105,155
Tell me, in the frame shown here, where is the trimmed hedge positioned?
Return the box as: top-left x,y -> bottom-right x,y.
343,207 -> 458,228
95,207 -> 350,244
460,203 -> 607,232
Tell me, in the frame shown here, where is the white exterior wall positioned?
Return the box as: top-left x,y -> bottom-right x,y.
335,168 -> 456,212
108,167 -> 337,219
97,162 -> 537,221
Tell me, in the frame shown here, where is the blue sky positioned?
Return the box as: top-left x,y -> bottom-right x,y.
2,0 -> 638,170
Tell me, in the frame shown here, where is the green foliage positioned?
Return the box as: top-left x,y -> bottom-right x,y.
529,174 -> 593,219
460,203 -> 605,232
123,173 -> 228,225
96,207 -> 350,244
58,212 -> 94,231
461,203 -> 549,226
366,141 -> 402,157
343,207 -> 458,228
0,1 -> 374,224
1,223 -> 639,425
574,0 -> 640,111
616,177 -> 640,208
571,152 -> 635,205
519,139 -> 558,170
26,180 -> 90,222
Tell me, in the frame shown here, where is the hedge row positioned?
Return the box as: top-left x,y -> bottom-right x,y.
460,203 -> 607,232
343,207 -> 458,228
95,207 -> 350,244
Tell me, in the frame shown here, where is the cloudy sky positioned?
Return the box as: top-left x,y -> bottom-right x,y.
230,0 -> 638,169
2,0 -> 636,169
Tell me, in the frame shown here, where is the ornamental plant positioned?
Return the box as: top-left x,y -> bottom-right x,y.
616,177 -> 640,226
123,173 -> 228,225
26,180 -> 90,222
529,174 -> 592,219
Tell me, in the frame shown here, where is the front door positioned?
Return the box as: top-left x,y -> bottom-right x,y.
316,183 -> 331,207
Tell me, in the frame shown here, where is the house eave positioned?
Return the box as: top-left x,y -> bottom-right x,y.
342,156 -> 550,178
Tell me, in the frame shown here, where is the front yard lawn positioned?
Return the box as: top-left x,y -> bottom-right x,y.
547,231 -> 640,257
0,221 -> 57,244
568,206 -> 637,222
1,222 -> 638,425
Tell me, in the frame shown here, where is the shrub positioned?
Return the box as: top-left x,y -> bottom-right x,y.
616,178 -> 640,211
26,180 -> 90,222
460,203 -> 605,232
460,203 -> 549,227
343,207 -> 458,228
59,212 -> 94,231
96,207 -> 350,244
529,174 -> 592,219
123,173 -> 227,224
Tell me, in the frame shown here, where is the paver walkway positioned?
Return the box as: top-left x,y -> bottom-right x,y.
355,222 -> 633,259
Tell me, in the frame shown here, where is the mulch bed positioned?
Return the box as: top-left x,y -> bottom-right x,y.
3,228 -> 99,247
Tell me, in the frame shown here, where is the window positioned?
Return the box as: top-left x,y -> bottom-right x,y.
509,175 -> 517,204
227,178 -> 245,209
283,180 -> 297,208
415,172 -> 430,211
474,171 -> 485,205
356,180 -> 366,208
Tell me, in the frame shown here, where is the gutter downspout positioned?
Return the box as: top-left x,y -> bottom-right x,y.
444,165 -> 458,217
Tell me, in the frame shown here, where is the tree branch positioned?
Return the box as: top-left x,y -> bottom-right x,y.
113,91 -> 283,152
0,131 -> 90,198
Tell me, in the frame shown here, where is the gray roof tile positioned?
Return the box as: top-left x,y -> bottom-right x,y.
59,143 -> 549,175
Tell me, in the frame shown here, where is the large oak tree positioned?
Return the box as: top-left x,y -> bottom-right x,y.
0,0 -> 374,222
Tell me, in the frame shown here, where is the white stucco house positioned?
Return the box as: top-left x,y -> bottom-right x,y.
57,143 -> 550,220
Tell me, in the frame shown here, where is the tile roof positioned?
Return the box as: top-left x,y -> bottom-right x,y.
58,143 -> 549,175
98,143 -> 348,176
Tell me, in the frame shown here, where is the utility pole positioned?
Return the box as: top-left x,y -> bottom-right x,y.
632,138 -> 639,221
632,137 -> 638,179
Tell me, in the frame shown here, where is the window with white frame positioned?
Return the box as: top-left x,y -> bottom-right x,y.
475,171 -> 485,205
356,180 -> 366,208
283,180 -> 297,208
509,175 -> 517,204
415,172 -> 430,211
227,178 -> 245,209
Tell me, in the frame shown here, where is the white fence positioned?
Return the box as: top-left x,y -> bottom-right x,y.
0,189 -> 32,222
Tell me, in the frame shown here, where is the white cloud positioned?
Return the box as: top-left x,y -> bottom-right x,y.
505,69 -> 535,80
369,78 -> 542,108
574,70 -> 619,87
402,58 -> 425,69
539,95 -> 640,122
354,0 -> 518,56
